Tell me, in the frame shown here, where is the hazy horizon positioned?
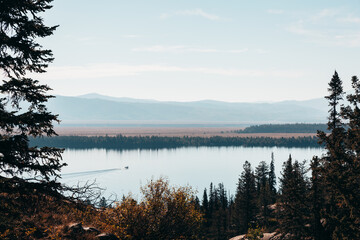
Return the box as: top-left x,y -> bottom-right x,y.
62,91 -> 326,104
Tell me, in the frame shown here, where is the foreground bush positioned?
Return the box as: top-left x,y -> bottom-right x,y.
1,178 -> 203,239
95,178 -> 203,239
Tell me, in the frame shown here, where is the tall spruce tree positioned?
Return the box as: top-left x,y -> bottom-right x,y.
326,71 -> 344,130
0,0 -> 64,194
234,161 -> 257,234
310,156 -> 327,240
255,161 -> 271,226
268,153 -> 277,203
202,188 -> 209,217
279,155 -> 310,239
344,76 -> 360,155
316,71 -> 359,238
201,183 -> 231,240
328,75 -> 360,238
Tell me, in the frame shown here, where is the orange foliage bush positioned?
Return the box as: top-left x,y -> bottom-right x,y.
92,178 -> 203,239
1,178 -> 202,239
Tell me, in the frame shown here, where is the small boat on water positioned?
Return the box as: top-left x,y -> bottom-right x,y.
124,166 -> 129,170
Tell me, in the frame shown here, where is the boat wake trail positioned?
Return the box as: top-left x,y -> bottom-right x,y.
61,168 -> 121,178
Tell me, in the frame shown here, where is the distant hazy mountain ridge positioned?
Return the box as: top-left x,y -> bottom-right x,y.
47,94 -> 328,124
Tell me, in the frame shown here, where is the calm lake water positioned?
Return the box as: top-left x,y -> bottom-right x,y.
60,147 -> 324,199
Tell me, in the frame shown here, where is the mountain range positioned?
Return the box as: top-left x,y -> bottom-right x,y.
45,93 -> 329,125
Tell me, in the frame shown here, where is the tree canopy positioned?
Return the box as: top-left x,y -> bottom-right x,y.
0,0 -> 64,193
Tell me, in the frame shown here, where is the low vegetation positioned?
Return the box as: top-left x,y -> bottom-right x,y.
0,178 -> 203,239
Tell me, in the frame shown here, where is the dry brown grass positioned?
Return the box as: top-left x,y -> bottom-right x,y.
54,127 -> 316,138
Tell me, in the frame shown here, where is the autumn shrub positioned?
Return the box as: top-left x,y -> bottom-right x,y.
1,178 -> 203,239
95,178 -> 203,239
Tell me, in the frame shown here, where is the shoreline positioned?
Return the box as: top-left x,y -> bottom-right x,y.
54,126 -> 317,138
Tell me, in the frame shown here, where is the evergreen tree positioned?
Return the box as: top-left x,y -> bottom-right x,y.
309,156 -> 327,240
255,161 -> 269,193
326,75 -> 360,238
202,183 -> 231,240
278,155 -> 310,239
268,152 -> 277,203
326,71 -> 344,130
217,183 -> 229,239
234,161 -> 257,234
0,1 -> 64,193
202,188 -> 209,217
209,182 -> 214,216
344,75 -> 360,155
218,183 -> 228,210
342,77 -> 360,223
317,71 -> 360,238
255,161 -> 270,226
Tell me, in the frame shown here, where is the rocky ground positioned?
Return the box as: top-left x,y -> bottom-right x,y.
230,232 -> 280,240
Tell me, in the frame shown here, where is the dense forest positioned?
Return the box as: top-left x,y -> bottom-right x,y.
196,154 -> 279,239
196,72 -> 360,239
30,135 -> 320,149
196,153 -> 312,239
234,123 -> 329,133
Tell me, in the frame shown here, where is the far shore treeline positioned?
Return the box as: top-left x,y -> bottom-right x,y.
30,135 -> 320,149
234,123 -> 329,133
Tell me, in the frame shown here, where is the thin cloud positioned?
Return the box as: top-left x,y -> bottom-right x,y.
288,22 -> 360,47
227,48 -> 249,53
255,49 -> 269,54
33,64 -> 304,80
159,13 -> 170,19
287,9 -> 360,47
160,9 -> 222,21
133,45 -> 186,53
267,9 -> 284,15
177,9 -> 221,20
333,33 -> 360,47
287,21 -> 323,38
132,45 -> 248,53
74,37 -> 102,45
313,8 -> 339,20
123,34 -> 142,38
338,16 -> 360,23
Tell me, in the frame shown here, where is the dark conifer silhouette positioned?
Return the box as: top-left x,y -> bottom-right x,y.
0,0 -> 64,194
268,152 -> 277,203
201,183 -> 232,239
202,188 -> 209,217
317,73 -> 360,238
316,71 -> 360,238
310,156 -> 327,240
255,161 -> 271,227
234,161 -> 257,234
278,155 -> 310,239
326,71 -> 344,130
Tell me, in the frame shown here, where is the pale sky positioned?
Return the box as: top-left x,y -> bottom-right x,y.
35,0 -> 360,102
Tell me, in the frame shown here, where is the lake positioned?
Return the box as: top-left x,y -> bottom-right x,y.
60,146 -> 324,199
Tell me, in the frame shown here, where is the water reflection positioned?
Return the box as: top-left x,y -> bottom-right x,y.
60,146 -> 324,199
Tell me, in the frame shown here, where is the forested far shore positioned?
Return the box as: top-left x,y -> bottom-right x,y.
234,123 -> 329,133
30,135 -> 321,149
